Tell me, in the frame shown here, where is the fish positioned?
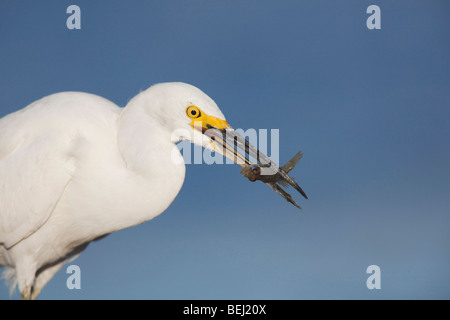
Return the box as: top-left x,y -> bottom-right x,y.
203,127 -> 308,210
240,152 -> 308,210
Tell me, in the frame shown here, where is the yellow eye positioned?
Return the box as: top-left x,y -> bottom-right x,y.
186,105 -> 201,119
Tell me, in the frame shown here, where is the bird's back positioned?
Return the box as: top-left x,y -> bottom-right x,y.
0,92 -> 121,154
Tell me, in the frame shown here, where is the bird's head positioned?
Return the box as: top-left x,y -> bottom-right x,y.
141,82 -> 271,168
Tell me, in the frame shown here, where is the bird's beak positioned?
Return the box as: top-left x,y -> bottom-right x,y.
190,114 -> 230,133
192,115 -> 275,172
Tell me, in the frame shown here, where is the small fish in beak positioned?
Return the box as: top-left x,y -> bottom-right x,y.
203,126 -> 308,210
240,152 -> 308,210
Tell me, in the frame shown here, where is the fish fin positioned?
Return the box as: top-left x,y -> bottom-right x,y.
290,180 -> 308,200
264,182 -> 302,210
278,179 -> 290,188
281,152 -> 302,173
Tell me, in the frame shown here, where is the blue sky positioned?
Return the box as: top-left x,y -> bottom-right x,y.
1,0 -> 449,299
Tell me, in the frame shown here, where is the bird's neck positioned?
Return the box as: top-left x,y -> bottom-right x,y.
117,100 -> 181,175
115,99 -> 186,220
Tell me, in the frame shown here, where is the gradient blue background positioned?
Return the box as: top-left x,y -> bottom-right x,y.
1,0 -> 449,299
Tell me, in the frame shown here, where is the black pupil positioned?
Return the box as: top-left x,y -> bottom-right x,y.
191,110 -> 197,116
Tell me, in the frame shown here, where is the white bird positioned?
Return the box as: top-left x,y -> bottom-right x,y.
0,82 -> 269,299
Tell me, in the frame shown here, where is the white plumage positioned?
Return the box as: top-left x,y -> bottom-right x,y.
0,82 -> 232,299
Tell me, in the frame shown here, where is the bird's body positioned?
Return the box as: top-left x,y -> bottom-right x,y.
0,83 -> 226,299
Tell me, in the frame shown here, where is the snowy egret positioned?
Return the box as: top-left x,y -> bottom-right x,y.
0,82 -> 305,299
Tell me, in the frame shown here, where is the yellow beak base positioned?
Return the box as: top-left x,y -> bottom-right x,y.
191,113 -> 230,131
